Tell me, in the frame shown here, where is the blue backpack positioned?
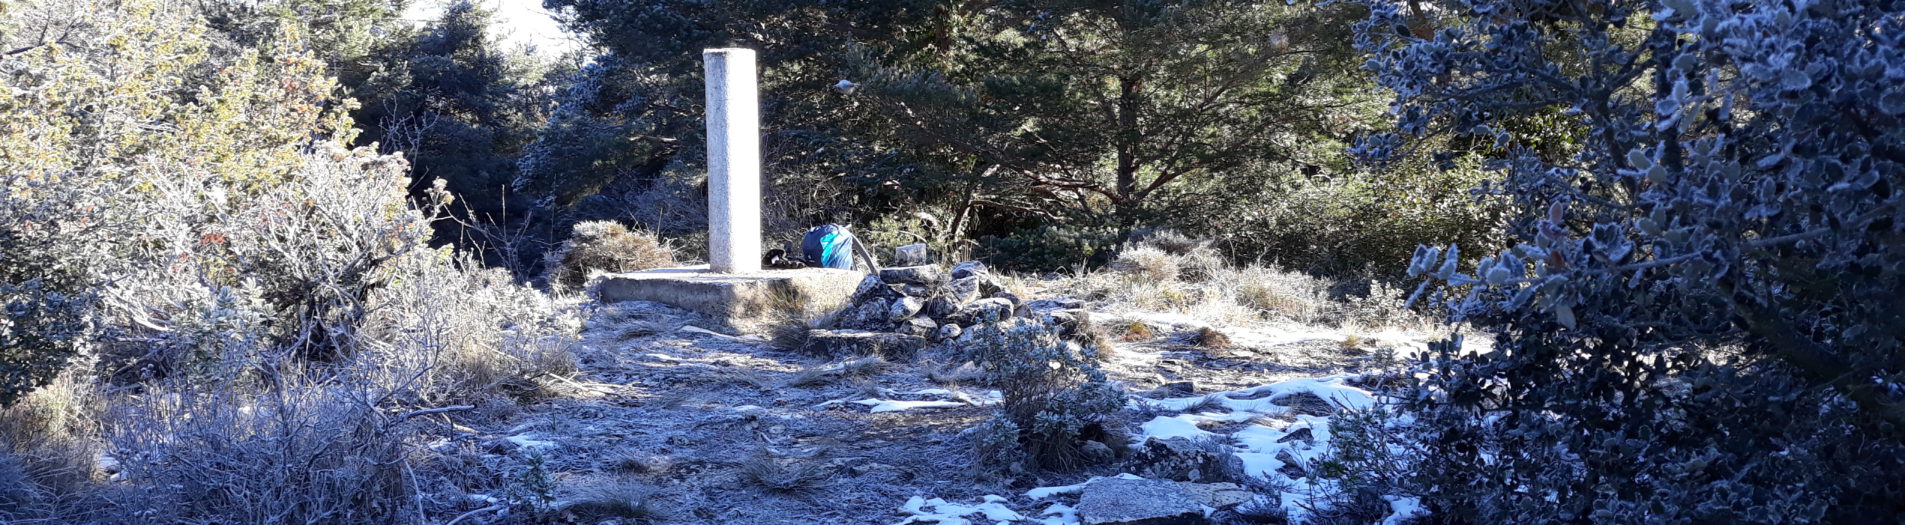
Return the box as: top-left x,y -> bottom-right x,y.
801,224 -> 855,270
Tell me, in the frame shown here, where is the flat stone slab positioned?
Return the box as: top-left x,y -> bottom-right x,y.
1077,478 -> 1205,525
594,265 -> 863,334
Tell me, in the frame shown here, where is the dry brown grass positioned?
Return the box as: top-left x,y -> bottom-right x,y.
545,220 -> 678,290
563,481 -> 668,522
738,454 -> 830,493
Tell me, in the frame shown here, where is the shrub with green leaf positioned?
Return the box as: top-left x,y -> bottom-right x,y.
960,320 -> 1125,472
1352,0 -> 1905,520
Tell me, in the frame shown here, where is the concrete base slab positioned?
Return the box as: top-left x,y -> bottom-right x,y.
594,265 -> 864,334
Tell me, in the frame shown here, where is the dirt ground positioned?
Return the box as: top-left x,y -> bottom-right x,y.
433,295 -> 1435,524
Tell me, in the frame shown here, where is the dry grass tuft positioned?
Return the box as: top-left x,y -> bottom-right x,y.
738,455 -> 830,493
544,220 -> 677,291
765,286 -> 833,351
1192,327 -> 1233,347
922,360 -> 985,385
564,481 -> 668,522
606,452 -> 673,475
1119,320 -> 1156,341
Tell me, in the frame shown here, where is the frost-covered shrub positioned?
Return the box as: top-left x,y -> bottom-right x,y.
0,1 -> 581,520
543,220 -> 677,290
1111,245 -> 1182,282
959,320 -> 1125,472
110,381 -> 415,523
1357,0 -> 1905,520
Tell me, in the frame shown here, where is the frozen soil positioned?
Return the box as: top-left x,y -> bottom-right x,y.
446,295 -> 1441,524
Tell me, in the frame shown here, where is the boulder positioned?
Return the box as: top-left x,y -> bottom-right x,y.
889,296 -> 924,321
879,265 -> 945,286
833,299 -> 897,331
899,317 -> 939,337
993,291 -> 1023,308
1128,437 -> 1245,483
798,329 -> 928,359
924,297 -> 960,319
951,260 -> 989,280
1176,482 -> 1255,509
1024,298 -> 1085,315
894,243 -> 932,266
1076,478 -> 1205,525
1148,381 -> 1197,398
954,298 -> 1015,325
901,283 -> 932,297
945,276 -> 984,303
932,323 -> 963,342
851,275 -> 902,305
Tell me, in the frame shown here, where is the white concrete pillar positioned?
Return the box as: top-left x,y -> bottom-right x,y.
704,48 -> 762,273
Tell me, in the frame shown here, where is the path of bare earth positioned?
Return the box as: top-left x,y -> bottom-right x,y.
450,298 -> 1426,524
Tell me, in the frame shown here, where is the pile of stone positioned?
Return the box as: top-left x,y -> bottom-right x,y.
798,245 -> 1089,359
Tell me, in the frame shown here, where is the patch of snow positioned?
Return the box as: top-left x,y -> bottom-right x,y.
1036,502 -> 1079,525
506,434 -> 558,451
1137,414 -> 1219,441
856,399 -> 968,413
897,495 -> 1026,524
855,389 -> 1002,413
1381,495 -> 1427,525
1225,325 -> 1346,347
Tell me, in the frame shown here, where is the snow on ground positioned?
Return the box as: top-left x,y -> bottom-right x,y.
895,374 -> 1424,525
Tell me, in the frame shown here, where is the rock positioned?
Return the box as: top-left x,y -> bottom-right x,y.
894,243 -> 932,266
1276,427 -> 1313,444
1081,440 -> 1116,464
833,298 -> 896,330
1271,391 -> 1336,416
879,265 -> 945,286
1274,450 -> 1307,479
899,316 -> 939,337
853,274 -> 891,300
993,291 -> 1023,308
1149,381 -> 1196,398
933,323 -> 963,342
1024,298 -> 1085,315
850,275 -> 903,309
901,283 -> 932,297
954,298 -> 1015,325
1076,478 -> 1206,525
951,260 -> 989,279
924,297 -> 959,319
945,276 -> 984,303
889,296 -> 924,321
1176,482 -> 1254,509
1129,437 -> 1245,483
798,329 -> 928,359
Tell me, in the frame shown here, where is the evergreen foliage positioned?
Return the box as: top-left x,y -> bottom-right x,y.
1352,0 -> 1905,520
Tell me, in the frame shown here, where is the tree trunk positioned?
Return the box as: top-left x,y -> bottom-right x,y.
1114,73 -> 1143,219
